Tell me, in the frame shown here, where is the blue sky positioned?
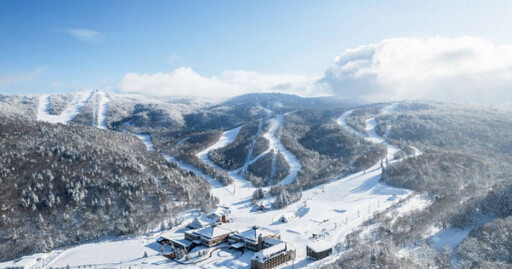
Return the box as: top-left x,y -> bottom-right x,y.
1,0 -> 512,100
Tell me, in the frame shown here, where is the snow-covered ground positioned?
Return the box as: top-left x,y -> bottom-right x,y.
262,114 -> 302,185
426,214 -> 494,266
37,91 -> 92,124
96,91 -> 110,129
135,133 -> 227,191
13,102 -> 432,269
394,214 -> 496,268
429,227 -> 472,252
46,236 -> 160,268
135,133 -> 156,151
196,125 -> 243,167
394,195 -> 432,217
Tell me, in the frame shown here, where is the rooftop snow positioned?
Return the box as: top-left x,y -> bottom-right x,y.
188,214 -> 219,229
237,227 -> 278,242
169,238 -> 193,247
209,207 -> 229,217
264,237 -> 282,246
307,240 -> 332,253
195,226 -> 232,239
252,242 -> 287,262
280,212 -> 297,221
230,242 -> 245,249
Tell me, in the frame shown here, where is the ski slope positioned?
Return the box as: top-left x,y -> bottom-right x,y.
37,90 -> 111,129
191,108 -> 304,207
157,103 -> 421,268
194,98 -> 302,187
135,133 -> 227,190
12,102 -> 431,269
96,91 -> 110,129
261,114 -> 302,185
196,125 -> 243,168
37,91 -> 92,124
240,118 -> 263,177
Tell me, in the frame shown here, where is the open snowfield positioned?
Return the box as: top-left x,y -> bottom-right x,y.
46,236 -> 160,268
14,102 -> 432,269
426,214 -> 494,265
394,194 -> 432,217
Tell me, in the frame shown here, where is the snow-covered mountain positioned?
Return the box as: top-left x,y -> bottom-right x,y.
1,92 -> 512,268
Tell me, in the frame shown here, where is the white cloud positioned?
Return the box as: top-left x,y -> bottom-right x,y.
66,29 -> 104,44
119,67 -> 322,98
0,67 -> 46,88
318,36 -> 512,104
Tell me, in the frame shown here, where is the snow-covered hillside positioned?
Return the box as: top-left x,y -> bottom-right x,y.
4,102 -> 435,269
6,93 -> 507,268
37,91 -> 92,124
96,91 -> 110,129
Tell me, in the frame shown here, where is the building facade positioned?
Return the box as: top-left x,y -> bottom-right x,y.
306,240 -> 333,260
251,242 -> 296,269
184,225 -> 232,247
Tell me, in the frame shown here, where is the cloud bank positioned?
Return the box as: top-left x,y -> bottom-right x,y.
318,36 -> 512,104
119,67 -> 321,98
119,36 -> 512,104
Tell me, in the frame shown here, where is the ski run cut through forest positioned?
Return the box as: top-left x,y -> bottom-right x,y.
2,92 -> 495,269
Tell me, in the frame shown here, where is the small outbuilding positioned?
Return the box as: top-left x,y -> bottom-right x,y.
306,240 -> 332,260
279,212 -> 297,223
209,207 -> 230,223
187,214 -> 220,229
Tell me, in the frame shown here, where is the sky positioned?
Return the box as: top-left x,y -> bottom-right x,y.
1,0 -> 512,103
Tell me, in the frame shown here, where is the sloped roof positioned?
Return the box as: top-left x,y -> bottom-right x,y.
209,207 -> 229,217
188,214 -> 219,229
195,225 -> 232,239
169,238 -> 193,248
280,212 -> 297,221
238,227 -> 277,242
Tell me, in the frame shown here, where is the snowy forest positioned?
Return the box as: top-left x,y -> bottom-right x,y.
323,101 -> 512,268
1,93 -> 512,268
0,114 -> 215,261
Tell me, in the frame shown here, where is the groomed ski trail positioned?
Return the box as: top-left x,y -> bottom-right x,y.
37,91 -> 93,124
96,91 -> 110,129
